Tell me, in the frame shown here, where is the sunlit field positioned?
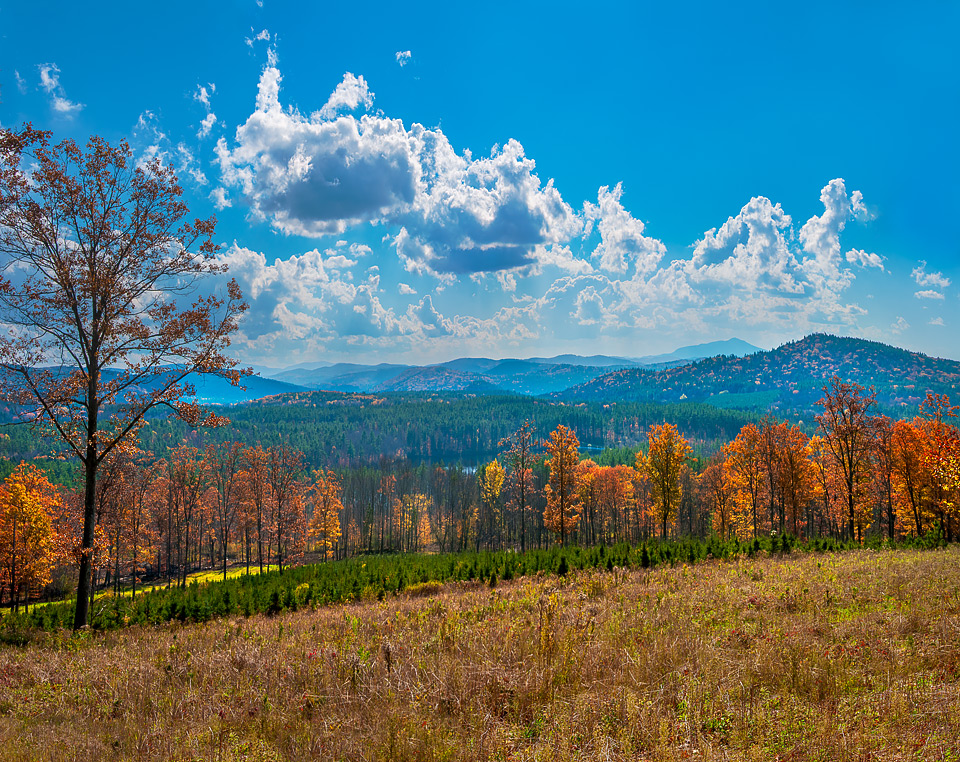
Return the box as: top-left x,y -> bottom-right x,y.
1,547 -> 958,761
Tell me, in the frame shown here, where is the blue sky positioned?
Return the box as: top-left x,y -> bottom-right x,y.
2,1 -> 957,364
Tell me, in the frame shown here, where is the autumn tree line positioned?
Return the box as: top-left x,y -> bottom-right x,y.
1,377 -> 959,610
0,442 -> 343,611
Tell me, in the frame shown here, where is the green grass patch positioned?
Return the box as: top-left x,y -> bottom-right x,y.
2,533 -> 946,633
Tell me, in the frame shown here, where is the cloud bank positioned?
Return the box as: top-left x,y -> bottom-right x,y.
209,62 -> 897,362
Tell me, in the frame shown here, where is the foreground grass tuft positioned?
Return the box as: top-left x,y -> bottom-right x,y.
0,547 -> 958,760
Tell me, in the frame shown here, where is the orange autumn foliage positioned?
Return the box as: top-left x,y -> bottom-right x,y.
309,469 -> 343,561
543,425 -> 583,545
0,463 -> 61,608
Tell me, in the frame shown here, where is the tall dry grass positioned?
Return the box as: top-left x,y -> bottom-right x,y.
0,547 -> 958,761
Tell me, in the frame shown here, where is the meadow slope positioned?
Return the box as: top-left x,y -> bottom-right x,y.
0,548 -> 958,760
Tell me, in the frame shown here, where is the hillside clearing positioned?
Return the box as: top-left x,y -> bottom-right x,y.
0,548 -> 958,761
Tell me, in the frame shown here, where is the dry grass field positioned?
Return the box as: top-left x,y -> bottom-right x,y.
0,547 -> 958,761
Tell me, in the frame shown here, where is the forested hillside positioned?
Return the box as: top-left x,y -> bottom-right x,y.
135,392 -> 756,470
0,393 -> 754,476
271,359 -> 634,396
566,334 -> 960,416
5,333 -> 956,480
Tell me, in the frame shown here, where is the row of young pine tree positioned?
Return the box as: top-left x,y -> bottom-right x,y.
0,377 -> 958,610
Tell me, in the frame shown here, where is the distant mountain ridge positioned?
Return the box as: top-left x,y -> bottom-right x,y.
0,339 -> 766,408
373,366 -> 499,393
271,363 -> 410,392
524,353 -> 637,367
251,337 -> 762,397
179,335 -> 956,415
563,333 -> 960,417
373,361 -> 626,395
633,338 -> 762,365
189,373 -> 308,404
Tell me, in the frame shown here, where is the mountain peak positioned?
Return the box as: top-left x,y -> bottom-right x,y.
634,337 -> 763,365
565,333 -> 960,418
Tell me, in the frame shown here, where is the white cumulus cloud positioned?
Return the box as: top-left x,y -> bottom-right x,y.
194,83 -> 215,109
845,248 -> 884,270
210,187 -> 231,209
210,61 -> 901,356
395,136 -> 582,275
317,73 -> 375,120
37,63 -> 83,115
409,295 -> 453,336
912,260 -> 951,289
216,67 -> 419,237
572,286 -> 611,326
214,243 -> 494,359
539,180 -> 875,340
396,50 -> 412,67
688,195 -> 802,294
217,64 -> 582,275
584,183 -> 665,276
799,178 -> 867,297
198,112 -> 218,139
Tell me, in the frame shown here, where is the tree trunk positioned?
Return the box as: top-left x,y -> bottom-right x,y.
114,531 -> 121,596
257,515 -> 263,575
181,521 -> 190,588
11,515 -> 17,613
89,566 -> 97,621
520,488 -> 526,554
848,493 -> 855,542
73,453 -> 98,629
887,493 -> 894,541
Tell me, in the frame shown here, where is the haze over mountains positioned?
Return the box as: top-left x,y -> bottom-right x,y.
188,334 -> 960,421
237,338 -> 763,399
